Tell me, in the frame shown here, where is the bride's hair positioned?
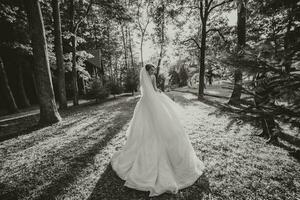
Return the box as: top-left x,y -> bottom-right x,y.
145,64 -> 155,71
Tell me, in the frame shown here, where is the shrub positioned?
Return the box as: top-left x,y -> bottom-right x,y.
169,65 -> 188,87
124,68 -> 139,95
86,78 -> 109,102
178,65 -> 189,87
107,81 -> 123,98
169,69 -> 180,86
157,74 -> 166,91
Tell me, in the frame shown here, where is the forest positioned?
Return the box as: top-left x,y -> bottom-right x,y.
0,0 -> 300,199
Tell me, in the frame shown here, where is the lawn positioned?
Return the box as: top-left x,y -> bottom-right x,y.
0,91 -> 299,200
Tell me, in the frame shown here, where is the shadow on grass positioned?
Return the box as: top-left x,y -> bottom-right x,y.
34,100 -> 138,199
0,95 -> 134,143
172,89 -> 230,100
185,94 -> 300,162
0,96 -> 139,200
272,141 -> 300,162
0,115 -> 40,142
87,164 -> 210,200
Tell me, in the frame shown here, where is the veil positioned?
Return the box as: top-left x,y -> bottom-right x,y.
139,66 -> 156,99
139,66 -> 185,118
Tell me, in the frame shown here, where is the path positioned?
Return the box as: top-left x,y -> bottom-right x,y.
0,92 -> 299,200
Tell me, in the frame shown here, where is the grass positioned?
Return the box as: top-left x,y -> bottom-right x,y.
0,91 -> 299,200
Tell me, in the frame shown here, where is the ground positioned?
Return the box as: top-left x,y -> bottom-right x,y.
0,91 -> 299,200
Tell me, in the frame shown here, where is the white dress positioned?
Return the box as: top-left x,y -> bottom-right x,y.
111,67 -> 205,197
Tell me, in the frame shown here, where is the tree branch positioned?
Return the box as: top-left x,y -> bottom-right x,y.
182,38 -> 201,50
207,0 -> 214,9
74,0 -> 93,33
199,1 -> 204,21
208,0 -> 232,14
206,28 -> 227,43
137,0 -> 150,33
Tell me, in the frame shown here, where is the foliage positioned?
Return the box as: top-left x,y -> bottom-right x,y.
168,64 -> 189,87
0,1 -> 31,61
178,65 -> 189,87
168,66 -> 180,86
86,77 -> 109,101
157,73 -> 166,91
124,68 -> 139,94
219,42 -> 300,127
107,80 -> 123,97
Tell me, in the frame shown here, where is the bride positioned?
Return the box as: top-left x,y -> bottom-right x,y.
111,64 -> 205,197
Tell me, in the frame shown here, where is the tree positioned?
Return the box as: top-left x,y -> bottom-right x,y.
136,0 -> 151,68
124,67 -> 139,95
24,0 -> 61,125
51,0 -> 67,109
151,0 -> 167,78
217,0 -> 300,145
183,0 -> 232,99
128,27 -> 135,68
0,56 -> 18,113
228,0 -> 246,105
68,0 -> 93,106
121,24 -> 129,70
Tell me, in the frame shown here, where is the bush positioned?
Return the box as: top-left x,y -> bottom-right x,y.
178,65 -> 189,87
86,78 -> 109,102
107,81 -> 123,98
157,74 -> 166,91
169,65 -> 188,87
124,68 -> 139,95
169,69 -> 180,86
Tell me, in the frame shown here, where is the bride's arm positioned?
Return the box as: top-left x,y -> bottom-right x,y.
151,75 -> 161,92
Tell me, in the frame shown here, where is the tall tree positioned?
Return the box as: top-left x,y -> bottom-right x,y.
152,0 -> 166,78
0,57 -> 18,113
128,27 -> 135,68
69,0 -> 92,106
228,0 -> 246,105
186,0 -> 232,99
121,24 -> 128,70
24,0 -> 61,125
136,0 -> 151,68
51,0 -> 67,109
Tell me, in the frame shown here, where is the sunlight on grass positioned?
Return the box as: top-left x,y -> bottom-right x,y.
0,92 -> 299,200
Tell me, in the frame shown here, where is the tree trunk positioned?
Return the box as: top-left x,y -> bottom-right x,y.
70,0 -> 79,106
0,57 -> 18,113
108,25 -> 113,78
121,24 -> 128,70
31,72 -> 38,100
71,34 -> 79,105
156,2 -> 165,80
24,0 -> 61,125
237,0 -> 246,47
128,28 -> 134,68
198,18 -> 207,99
284,9 -> 292,74
17,64 -> 31,108
51,0 -> 67,109
82,78 -> 86,95
228,69 -> 243,104
156,44 -> 163,80
140,34 -> 144,68
229,0 -> 246,105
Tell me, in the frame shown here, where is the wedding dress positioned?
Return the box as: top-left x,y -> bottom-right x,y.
111,66 -> 205,197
